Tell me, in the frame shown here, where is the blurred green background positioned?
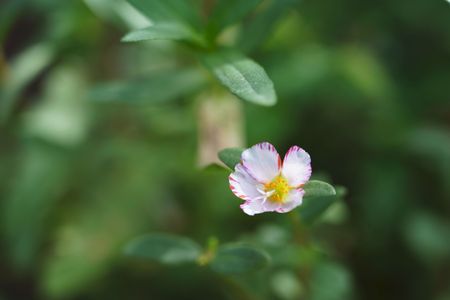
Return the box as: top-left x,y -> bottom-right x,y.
1,0 -> 450,299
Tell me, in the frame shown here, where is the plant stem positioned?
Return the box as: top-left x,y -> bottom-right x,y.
289,211 -> 309,245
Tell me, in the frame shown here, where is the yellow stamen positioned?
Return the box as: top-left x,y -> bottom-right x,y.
264,175 -> 292,203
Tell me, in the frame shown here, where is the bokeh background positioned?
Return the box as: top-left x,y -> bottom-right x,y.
1,0 -> 450,299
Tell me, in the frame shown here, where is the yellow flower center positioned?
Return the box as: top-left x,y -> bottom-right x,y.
264,175 -> 291,203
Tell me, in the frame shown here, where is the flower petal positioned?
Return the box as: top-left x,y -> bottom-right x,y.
240,196 -> 280,215
281,146 -> 312,187
277,188 -> 304,213
229,163 -> 263,201
240,200 -> 266,216
241,142 -> 281,183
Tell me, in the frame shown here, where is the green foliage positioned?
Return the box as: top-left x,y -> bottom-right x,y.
127,0 -> 201,29
90,68 -> 206,103
309,262 -> 354,300
0,42 -> 56,123
237,0 -> 298,52
210,244 -> 270,275
299,186 -> 345,225
120,0 -> 276,107
124,233 -> 202,264
123,234 -> 271,275
207,0 -> 262,36
1,0 -> 449,299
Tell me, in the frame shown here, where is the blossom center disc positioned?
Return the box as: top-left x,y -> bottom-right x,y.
264,175 -> 291,203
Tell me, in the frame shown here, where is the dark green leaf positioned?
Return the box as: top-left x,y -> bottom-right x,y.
210,244 -> 270,274
218,147 -> 244,170
3,142 -> 71,269
310,262 -> 354,300
208,0 -> 262,36
202,50 -> 277,106
299,183 -> 344,225
124,233 -> 202,264
238,0 -> 298,53
127,0 -> 200,29
89,68 -> 205,104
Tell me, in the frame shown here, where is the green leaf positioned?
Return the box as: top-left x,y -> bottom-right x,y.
121,22 -> 206,46
303,180 -> 336,198
89,68 -> 205,104
127,0 -> 200,29
210,244 -> 270,275
0,42 -> 56,124
208,0 -> 262,36
3,142 -> 71,269
218,148 -> 244,170
124,233 -> 202,265
122,23 -> 192,42
238,0 -> 298,53
202,50 -> 277,106
299,182 -> 344,225
310,262 -> 354,300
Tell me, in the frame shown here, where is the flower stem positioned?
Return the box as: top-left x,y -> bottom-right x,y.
289,211 -> 309,244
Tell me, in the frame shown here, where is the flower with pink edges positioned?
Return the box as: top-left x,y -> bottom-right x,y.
229,142 -> 312,216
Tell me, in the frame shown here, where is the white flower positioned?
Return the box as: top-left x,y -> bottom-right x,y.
229,142 -> 312,216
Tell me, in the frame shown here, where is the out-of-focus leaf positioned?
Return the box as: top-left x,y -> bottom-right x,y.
0,0 -> 26,42
202,50 -> 277,106
3,65 -> 88,269
41,142 -> 171,297
22,65 -> 89,147
310,262 -> 354,300
0,42 -> 56,124
89,68 -> 206,104
127,0 -> 200,29
271,270 -> 304,300
269,47 -> 331,98
407,127 -> 450,196
208,0 -> 262,36
210,244 -> 270,274
84,0 -> 151,30
122,22 -> 199,43
337,47 -> 393,101
218,147 -> 244,170
124,233 -> 202,264
404,212 -> 450,265
238,0 -> 298,53
3,142 -> 71,269
299,185 -> 345,225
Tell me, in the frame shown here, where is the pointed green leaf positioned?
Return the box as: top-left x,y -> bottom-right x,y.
122,22 -> 206,46
210,244 -> 270,274
122,23 -> 192,42
124,233 -> 202,265
218,148 -> 244,170
202,50 -> 277,106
